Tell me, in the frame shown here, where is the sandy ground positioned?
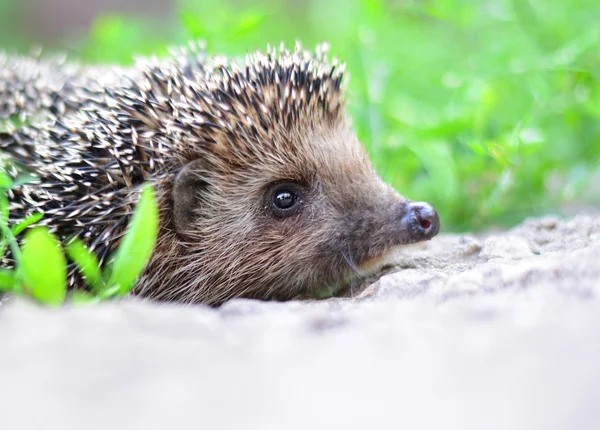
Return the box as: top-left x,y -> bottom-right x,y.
1,214 -> 599,430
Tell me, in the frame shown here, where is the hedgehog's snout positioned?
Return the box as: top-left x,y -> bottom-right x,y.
403,201 -> 440,240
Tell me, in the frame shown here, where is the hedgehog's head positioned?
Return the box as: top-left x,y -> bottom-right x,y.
138,44 -> 439,304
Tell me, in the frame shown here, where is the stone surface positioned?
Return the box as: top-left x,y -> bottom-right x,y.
1,214 -> 600,430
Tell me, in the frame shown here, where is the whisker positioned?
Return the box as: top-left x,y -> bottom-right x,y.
341,246 -> 372,299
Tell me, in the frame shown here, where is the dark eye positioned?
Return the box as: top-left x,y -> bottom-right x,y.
273,189 -> 296,209
268,182 -> 303,216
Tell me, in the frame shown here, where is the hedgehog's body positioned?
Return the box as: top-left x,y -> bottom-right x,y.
0,42 -> 440,305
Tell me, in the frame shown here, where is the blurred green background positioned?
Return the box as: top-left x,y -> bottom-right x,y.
1,0 -> 599,231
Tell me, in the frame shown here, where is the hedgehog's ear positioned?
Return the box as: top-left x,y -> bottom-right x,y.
172,159 -> 208,237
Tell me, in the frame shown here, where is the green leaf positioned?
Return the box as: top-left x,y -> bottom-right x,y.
68,290 -> 101,304
406,140 -> 459,204
105,185 -> 158,296
11,212 -> 43,236
0,194 -> 11,258
231,12 -> 267,39
0,193 -> 9,225
97,283 -> 122,299
21,227 -> 67,306
66,238 -> 104,292
0,269 -> 17,292
0,172 -> 13,190
179,11 -> 205,38
12,172 -> 39,188
361,0 -> 384,23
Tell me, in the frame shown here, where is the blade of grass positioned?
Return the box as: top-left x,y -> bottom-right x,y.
105,185 -> 158,297
11,212 -> 43,236
66,238 -> 104,292
21,227 -> 67,306
0,269 -> 17,292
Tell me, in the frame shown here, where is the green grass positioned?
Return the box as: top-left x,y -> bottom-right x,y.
0,175 -> 158,306
2,0 -> 600,233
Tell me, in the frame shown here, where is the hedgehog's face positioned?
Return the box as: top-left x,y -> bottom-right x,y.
170,117 -> 439,303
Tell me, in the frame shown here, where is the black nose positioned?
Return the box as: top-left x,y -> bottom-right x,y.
406,202 -> 440,239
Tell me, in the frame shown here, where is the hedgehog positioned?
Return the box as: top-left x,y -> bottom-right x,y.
0,41 -> 440,305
